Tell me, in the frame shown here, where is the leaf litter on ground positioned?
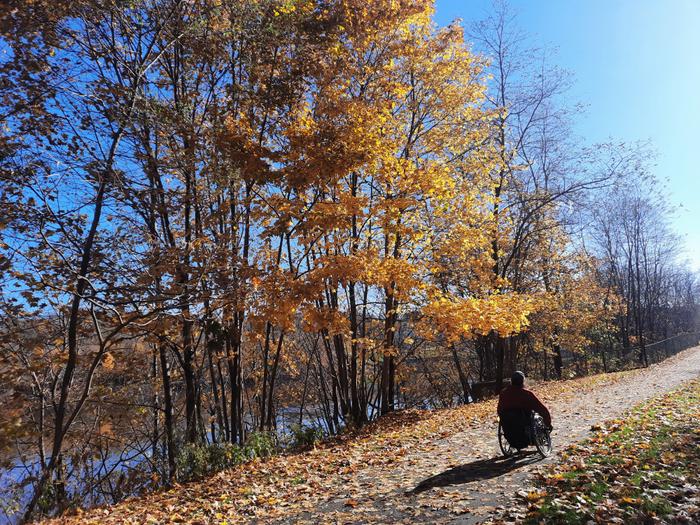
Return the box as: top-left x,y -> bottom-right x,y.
39,368 -> 641,525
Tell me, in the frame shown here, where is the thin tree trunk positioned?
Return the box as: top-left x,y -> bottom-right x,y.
159,342 -> 176,483
450,344 -> 472,403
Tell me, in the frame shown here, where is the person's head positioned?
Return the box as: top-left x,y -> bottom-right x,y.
511,371 -> 525,388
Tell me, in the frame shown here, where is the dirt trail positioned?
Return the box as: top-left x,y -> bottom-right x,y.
285,345 -> 700,524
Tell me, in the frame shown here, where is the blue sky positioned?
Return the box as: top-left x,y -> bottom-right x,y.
435,0 -> 700,270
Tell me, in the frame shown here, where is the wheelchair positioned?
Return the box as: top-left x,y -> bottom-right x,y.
498,409 -> 552,458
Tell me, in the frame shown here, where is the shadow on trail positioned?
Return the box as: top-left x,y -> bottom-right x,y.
409,452 -> 542,494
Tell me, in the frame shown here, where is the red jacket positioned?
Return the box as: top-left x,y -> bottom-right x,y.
497,385 -> 552,427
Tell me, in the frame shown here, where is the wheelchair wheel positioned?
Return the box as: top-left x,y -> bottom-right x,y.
531,413 -> 552,457
498,420 -> 517,457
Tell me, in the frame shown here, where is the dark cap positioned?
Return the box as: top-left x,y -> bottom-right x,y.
511,371 -> 525,387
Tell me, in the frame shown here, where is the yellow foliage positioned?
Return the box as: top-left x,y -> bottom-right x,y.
417,292 -> 534,342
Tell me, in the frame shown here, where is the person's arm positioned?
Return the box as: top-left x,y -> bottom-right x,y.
497,391 -> 504,416
526,391 -> 552,427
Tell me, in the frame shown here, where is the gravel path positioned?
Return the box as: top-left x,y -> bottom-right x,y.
286,345 -> 700,524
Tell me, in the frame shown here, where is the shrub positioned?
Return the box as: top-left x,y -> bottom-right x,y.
243,431 -> 277,459
208,442 -> 246,470
289,424 -> 324,449
175,442 -> 245,482
174,433 -> 279,482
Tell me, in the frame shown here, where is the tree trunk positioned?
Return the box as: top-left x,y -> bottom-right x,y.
450,344 -> 472,403
159,342 -> 176,483
23,180 -> 108,522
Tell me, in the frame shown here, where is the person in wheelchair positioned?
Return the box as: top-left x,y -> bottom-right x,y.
497,371 -> 552,450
